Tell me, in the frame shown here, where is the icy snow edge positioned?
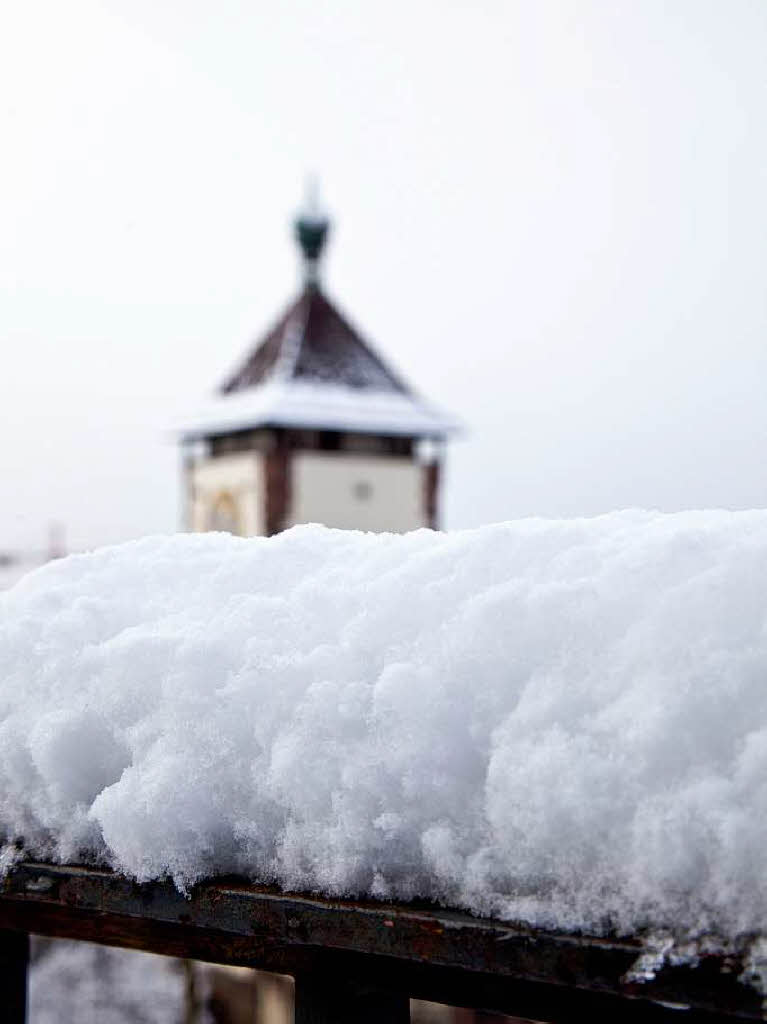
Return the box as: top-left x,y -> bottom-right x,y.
1,511 -> 766,943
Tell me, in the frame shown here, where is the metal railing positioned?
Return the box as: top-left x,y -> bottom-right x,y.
0,861 -> 762,1022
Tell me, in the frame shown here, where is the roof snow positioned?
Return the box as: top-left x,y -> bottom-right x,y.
179,378 -> 458,440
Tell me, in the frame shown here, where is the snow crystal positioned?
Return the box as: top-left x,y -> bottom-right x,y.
2,511 -> 767,941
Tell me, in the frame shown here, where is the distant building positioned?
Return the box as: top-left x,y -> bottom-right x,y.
0,524 -> 66,591
180,194 -> 457,536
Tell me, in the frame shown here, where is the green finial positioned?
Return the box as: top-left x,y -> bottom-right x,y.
294,176 -> 330,285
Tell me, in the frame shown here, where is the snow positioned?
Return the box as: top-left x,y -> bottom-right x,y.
178,378 -> 460,440
1,511 -> 767,943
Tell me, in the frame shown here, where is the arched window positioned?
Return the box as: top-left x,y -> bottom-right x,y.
208,492 -> 241,535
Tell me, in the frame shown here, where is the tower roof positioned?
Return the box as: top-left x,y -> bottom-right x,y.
178,197 -> 459,442
221,285 -> 409,396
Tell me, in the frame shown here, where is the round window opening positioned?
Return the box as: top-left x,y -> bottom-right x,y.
353,481 -> 373,501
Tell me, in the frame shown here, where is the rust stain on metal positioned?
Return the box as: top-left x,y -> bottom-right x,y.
0,862 -> 762,1023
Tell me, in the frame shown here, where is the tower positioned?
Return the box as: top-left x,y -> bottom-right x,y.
180,194 -> 457,536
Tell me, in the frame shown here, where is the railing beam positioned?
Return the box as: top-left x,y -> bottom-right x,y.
0,928 -> 28,1023
1,863 -> 763,1022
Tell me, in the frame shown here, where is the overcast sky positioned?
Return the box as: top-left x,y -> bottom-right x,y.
2,0 -> 766,553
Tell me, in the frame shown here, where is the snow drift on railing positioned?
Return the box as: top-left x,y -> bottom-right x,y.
1,512 -> 766,941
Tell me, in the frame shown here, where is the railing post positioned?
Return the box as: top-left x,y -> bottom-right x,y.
294,971 -> 410,1024
0,929 -> 28,1023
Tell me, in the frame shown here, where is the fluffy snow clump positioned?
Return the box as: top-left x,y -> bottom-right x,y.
1,511 -> 766,939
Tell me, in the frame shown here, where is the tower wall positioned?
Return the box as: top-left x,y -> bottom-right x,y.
286,452 -> 427,533
186,441 -> 441,536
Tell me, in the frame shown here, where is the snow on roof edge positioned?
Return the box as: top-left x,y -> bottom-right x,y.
176,380 -> 462,440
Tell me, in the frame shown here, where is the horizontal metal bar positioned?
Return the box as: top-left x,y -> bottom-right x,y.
0,862 -> 761,1022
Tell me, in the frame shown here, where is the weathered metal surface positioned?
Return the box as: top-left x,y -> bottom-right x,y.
0,862 -> 763,1022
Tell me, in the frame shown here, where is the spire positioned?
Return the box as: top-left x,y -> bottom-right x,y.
293,177 -> 330,287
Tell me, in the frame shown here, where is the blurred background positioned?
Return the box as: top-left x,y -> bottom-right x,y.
3,0 -> 767,574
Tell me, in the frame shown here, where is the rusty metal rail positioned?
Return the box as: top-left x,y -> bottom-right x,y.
0,861 -> 763,1022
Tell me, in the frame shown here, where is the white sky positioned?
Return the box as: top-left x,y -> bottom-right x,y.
1,0 -> 766,553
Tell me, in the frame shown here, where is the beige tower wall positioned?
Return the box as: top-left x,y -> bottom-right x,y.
287,452 -> 426,533
188,453 -> 264,536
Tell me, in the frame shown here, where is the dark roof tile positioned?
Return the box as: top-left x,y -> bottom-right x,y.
221,287 -> 410,396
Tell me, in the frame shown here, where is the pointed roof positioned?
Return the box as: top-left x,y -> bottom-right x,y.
178,193 -> 459,442
220,285 -> 409,396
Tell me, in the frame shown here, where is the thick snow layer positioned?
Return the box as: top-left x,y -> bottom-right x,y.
2,512 -> 767,940
177,378 -> 460,440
